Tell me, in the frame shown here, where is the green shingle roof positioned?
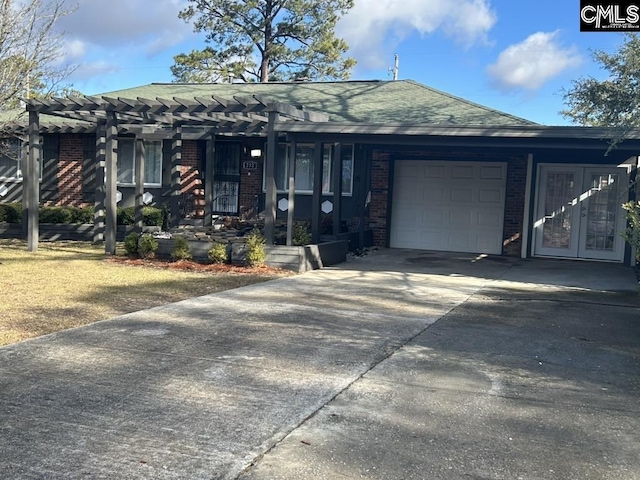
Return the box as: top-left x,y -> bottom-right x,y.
101,80 -> 536,127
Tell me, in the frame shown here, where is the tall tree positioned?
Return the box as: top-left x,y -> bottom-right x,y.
172,0 -> 356,83
562,33 -> 640,136
0,0 -> 75,115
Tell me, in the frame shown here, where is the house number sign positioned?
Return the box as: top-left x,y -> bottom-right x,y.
243,161 -> 258,170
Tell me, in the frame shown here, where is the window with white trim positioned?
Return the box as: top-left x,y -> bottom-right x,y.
271,143 -> 353,195
117,139 -> 162,186
0,138 -> 24,180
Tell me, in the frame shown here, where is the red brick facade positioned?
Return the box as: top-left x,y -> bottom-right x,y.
502,155 -> 528,256
370,151 -> 391,246
238,148 -> 262,219
180,140 -> 204,218
57,135 -> 84,206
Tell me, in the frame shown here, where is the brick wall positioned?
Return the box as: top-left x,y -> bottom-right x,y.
180,140 -> 204,218
502,155 -> 528,256
369,150 -> 391,246
57,134 -> 83,206
239,148 -> 261,219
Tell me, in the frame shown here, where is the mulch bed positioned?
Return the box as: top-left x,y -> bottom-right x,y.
105,256 -> 291,276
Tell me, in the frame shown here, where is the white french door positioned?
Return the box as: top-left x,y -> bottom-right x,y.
534,165 -> 628,262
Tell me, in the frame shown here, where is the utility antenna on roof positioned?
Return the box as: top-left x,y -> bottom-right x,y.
388,54 -> 399,81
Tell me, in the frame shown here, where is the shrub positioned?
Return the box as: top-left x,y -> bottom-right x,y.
142,206 -> 163,227
171,236 -> 192,261
116,206 -> 163,226
208,242 -> 228,264
124,232 -> 139,256
116,207 -> 135,226
138,234 -> 158,259
3,203 -> 22,223
292,223 -> 312,246
39,206 -> 73,224
37,206 -> 95,224
245,227 -> 266,267
70,206 -> 94,224
622,201 -> 640,260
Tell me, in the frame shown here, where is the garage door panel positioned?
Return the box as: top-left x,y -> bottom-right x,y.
425,165 -> 446,178
477,211 -> 502,228
423,210 -> 443,226
450,187 -> 473,203
391,160 -> 506,254
478,189 -> 502,204
480,166 -> 504,179
452,165 -> 474,179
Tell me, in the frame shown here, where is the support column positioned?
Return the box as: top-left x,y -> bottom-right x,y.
264,112 -> 278,245
311,141 -> 323,244
286,137 -> 297,246
94,123 -> 106,243
204,136 -> 215,227
332,143 -> 343,236
134,138 -> 145,232
105,112 -> 118,255
27,111 -> 40,252
170,125 -> 182,228
21,133 -> 30,240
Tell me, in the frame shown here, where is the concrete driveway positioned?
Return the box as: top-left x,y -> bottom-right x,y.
1,250 -> 638,479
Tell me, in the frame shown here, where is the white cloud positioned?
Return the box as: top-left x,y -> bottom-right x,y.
56,0 -> 191,56
487,31 -> 582,91
338,0 -> 497,68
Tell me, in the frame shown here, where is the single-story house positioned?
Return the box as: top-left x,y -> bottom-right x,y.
1,79 -> 638,264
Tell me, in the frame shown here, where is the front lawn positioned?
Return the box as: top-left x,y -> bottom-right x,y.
0,240 -> 290,347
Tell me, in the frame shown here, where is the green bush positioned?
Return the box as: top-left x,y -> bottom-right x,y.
622,201 -> 640,260
70,206 -> 94,224
138,234 -> 158,259
171,236 -> 192,261
116,206 -> 163,226
245,227 -> 266,267
38,206 -> 95,224
116,207 -> 136,226
208,242 -> 228,264
142,206 -> 163,227
292,223 -> 312,246
124,232 -> 139,256
39,206 -> 73,224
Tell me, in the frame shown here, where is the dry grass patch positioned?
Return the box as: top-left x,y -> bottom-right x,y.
0,240 -> 291,346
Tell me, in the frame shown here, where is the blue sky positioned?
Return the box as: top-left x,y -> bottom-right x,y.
55,0 -> 626,126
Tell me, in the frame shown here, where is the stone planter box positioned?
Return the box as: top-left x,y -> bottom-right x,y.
0,223 -> 160,242
232,240 -> 348,272
154,236 -> 348,272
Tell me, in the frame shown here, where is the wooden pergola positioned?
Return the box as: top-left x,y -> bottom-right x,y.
23,94 -> 329,254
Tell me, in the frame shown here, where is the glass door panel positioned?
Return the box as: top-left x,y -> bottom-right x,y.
535,167 -> 581,258
578,170 -> 626,261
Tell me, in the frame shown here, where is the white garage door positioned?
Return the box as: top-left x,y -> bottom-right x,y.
390,161 -> 507,254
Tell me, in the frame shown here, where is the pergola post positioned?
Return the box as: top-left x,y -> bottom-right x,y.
170,124 -> 182,228
264,111 -> 278,245
134,139 -> 145,232
332,143 -> 343,236
94,123 -> 106,243
311,141 -> 323,244
285,137 -> 297,246
27,110 -> 40,252
204,136 -> 215,227
105,111 -> 118,255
